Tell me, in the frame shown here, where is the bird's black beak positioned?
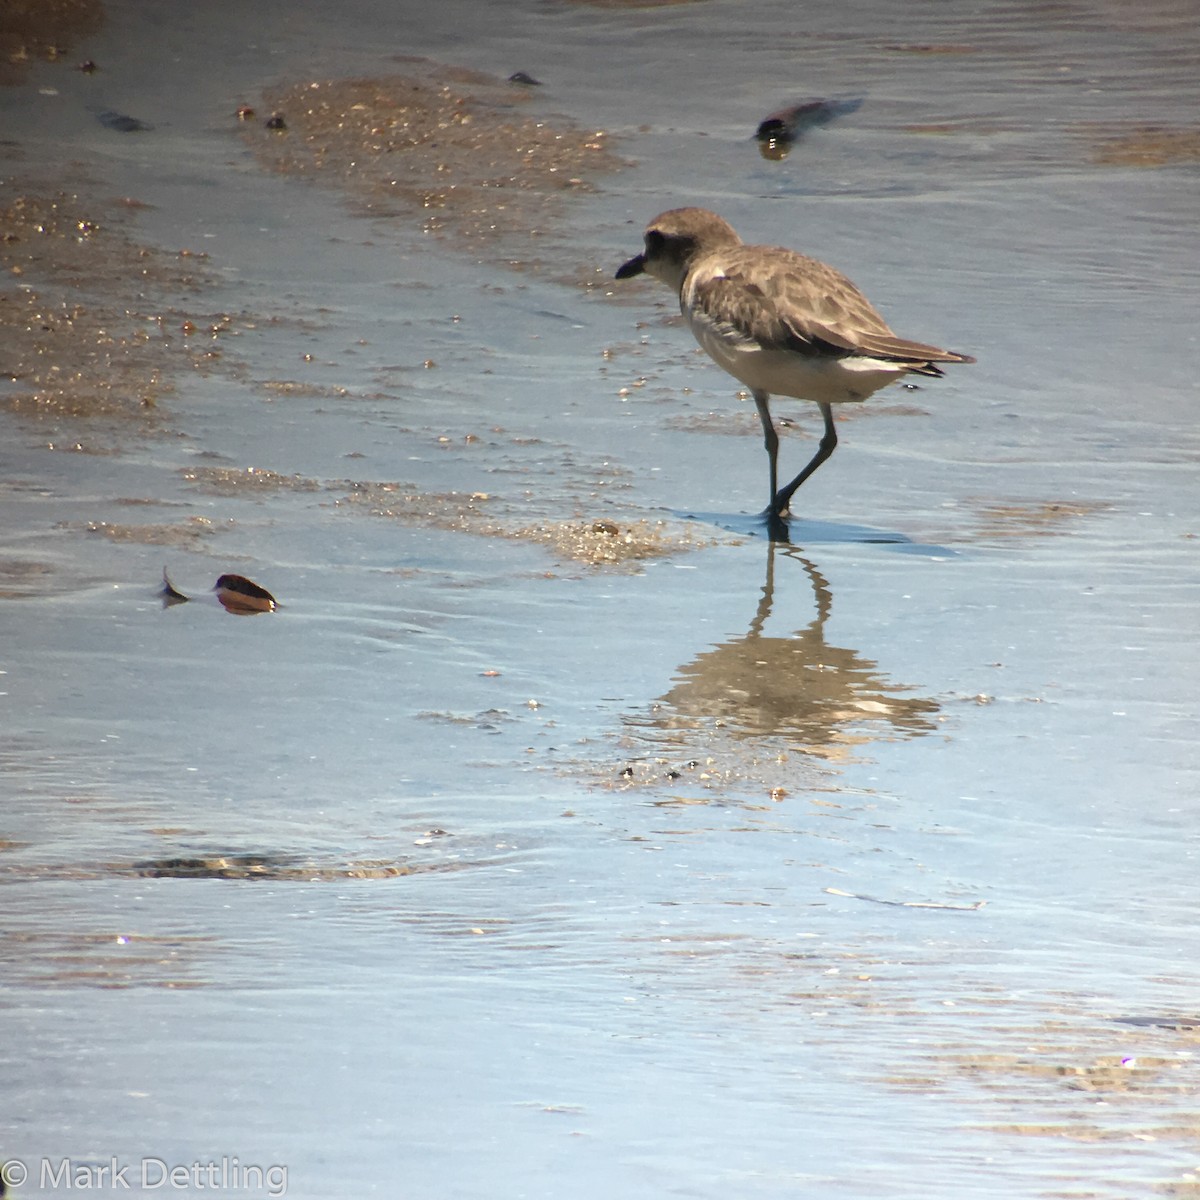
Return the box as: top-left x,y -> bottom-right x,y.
615,253 -> 646,280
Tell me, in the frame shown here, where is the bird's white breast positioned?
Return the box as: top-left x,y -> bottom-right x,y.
682,296 -> 907,406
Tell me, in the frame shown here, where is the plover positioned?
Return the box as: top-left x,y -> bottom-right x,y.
615,207 -> 974,517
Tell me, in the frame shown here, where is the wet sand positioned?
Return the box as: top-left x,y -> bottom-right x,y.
2,1 -> 1200,1197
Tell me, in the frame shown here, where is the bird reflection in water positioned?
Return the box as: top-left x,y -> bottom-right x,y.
627,543 -> 940,753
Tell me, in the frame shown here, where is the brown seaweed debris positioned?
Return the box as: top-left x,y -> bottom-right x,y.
214,573 -> 277,614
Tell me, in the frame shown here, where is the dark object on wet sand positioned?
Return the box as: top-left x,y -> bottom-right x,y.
265,112 -> 287,130
755,97 -> 863,159
95,109 -> 151,133
508,71 -> 542,86
134,854 -> 284,880
1114,1014 -> 1200,1030
215,573 -> 278,614
78,59 -> 97,73
615,206 -> 973,522
159,567 -> 189,607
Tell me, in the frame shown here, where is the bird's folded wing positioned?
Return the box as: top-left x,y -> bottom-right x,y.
844,329 -> 975,364
687,273 -> 846,355
689,257 -> 890,356
690,253 -> 974,365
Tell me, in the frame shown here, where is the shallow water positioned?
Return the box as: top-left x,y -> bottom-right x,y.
3,1 -> 1200,1197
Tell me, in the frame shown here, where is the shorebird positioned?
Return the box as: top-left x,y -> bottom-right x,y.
615,207 -> 974,518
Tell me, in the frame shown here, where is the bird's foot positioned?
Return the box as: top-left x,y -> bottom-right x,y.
758,506 -> 792,544
762,492 -> 793,518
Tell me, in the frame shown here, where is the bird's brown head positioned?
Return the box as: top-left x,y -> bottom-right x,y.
615,207 -> 741,292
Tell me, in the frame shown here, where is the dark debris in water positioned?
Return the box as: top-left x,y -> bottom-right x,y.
419,708 -> 517,731
128,854 -> 426,881
94,109 -> 152,133
755,97 -> 863,161
1114,1015 -> 1200,1031
3,845 -> 489,887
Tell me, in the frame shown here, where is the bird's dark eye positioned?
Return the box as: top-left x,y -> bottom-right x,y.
645,230 -> 666,254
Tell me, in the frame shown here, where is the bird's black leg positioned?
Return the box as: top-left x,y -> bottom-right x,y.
772,402 -> 837,516
753,390 -> 779,509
